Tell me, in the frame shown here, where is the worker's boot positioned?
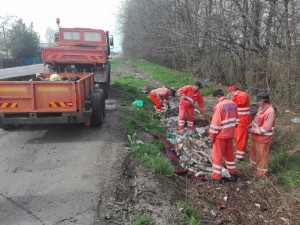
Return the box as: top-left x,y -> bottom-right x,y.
222,173 -> 238,182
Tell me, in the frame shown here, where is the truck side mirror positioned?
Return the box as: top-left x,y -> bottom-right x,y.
109,36 -> 114,48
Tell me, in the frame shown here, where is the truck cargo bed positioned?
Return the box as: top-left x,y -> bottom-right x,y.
0,73 -> 96,125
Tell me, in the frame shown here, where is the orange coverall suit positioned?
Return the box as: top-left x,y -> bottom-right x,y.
149,87 -> 172,113
177,85 -> 203,130
231,91 -> 252,160
250,104 -> 276,177
209,97 -> 239,180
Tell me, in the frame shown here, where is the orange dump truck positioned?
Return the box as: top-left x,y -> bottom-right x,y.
41,18 -> 114,99
0,73 -> 105,128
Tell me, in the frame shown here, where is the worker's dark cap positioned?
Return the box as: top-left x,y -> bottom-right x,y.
170,88 -> 176,97
194,81 -> 202,88
256,92 -> 269,101
212,89 -> 225,97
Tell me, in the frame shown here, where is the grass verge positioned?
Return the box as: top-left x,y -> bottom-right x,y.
270,152 -> 300,188
132,59 -> 213,96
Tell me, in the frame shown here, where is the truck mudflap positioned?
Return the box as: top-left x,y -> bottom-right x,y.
94,66 -> 109,99
0,110 -> 92,125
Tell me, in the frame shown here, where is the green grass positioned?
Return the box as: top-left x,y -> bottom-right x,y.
133,60 -> 213,96
131,215 -> 149,225
110,57 -> 125,72
128,133 -> 175,176
270,153 -> 300,188
179,201 -> 202,225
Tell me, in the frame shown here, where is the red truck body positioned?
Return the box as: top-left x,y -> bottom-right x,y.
42,28 -> 108,65
41,25 -> 113,99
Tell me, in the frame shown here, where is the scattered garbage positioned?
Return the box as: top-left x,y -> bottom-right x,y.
132,100 -> 144,107
218,202 -> 225,210
154,99 -> 215,179
255,203 -> 261,208
49,73 -> 62,81
211,210 -> 217,217
291,118 -> 300,124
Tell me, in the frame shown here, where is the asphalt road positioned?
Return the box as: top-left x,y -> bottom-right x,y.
0,95 -> 124,225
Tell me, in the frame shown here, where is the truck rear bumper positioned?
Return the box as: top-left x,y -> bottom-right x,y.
0,111 -> 92,125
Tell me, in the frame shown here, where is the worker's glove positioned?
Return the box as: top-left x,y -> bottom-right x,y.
182,95 -> 187,100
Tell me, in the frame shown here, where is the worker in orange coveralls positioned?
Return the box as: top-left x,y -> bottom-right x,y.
149,87 -> 176,114
249,92 -> 276,178
228,86 -> 252,162
209,89 -> 239,182
177,82 -> 204,132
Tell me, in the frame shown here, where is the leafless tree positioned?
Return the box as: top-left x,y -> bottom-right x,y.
118,0 -> 300,107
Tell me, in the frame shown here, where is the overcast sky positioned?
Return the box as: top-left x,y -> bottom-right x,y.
0,0 -> 123,51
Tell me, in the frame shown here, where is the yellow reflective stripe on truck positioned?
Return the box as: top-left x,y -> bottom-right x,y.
38,87 -> 69,92
0,87 -> 26,92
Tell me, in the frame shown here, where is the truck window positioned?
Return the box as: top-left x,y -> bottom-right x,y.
84,32 -> 101,42
63,31 -> 80,40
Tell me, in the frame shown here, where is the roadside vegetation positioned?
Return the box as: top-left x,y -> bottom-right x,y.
111,57 -> 299,224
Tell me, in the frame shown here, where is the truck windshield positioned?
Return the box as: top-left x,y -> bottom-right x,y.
63,31 -> 80,40
84,32 -> 102,42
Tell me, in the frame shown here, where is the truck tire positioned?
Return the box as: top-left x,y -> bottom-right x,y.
93,88 -> 106,118
90,92 -> 104,127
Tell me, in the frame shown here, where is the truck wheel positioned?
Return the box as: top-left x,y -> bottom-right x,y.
93,88 -> 106,118
90,92 -> 104,127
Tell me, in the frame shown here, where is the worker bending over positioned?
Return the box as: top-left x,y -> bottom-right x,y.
149,87 -> 176,114
177,82 -> 204,132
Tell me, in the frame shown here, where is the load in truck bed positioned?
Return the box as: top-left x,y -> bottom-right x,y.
0,73 -> 105,127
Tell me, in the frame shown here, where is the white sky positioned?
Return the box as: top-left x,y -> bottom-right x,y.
0,0 -> 123,51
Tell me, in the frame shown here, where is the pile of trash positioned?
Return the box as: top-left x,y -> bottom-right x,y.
161,108 -> 213,177
29,73 -> 81,82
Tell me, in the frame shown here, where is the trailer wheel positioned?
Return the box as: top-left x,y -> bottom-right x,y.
93,88 -> 106,118
90,92 -> 104,127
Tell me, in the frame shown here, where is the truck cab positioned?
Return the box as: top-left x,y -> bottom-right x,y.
41,19 -> 113,99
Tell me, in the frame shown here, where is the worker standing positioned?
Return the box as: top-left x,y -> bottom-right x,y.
209,89 -> 239,182
177,82 -> 204,133
228,86 -> 252,161
249,92 -> 276,178
149,87 -> 176,114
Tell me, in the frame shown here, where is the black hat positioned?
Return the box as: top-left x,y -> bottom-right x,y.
194,81 -> 202,88
256,92 -> 269,101
212,89 -> 225,97
170,88 -> 176,97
